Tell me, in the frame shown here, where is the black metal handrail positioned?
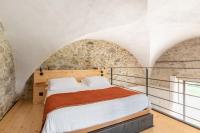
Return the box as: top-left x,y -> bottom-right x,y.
113,83 -> 200,123
112,78 -> 200,110
110,67 -> 200,129
112,79 -> 145,87
148,85 -> 200,99
110,66 -> 200,69
110,73 -> 200,86
151,103 -> 200,123
148,77 -> 200,86
112,78 -> 200,99
148,94 -> 200,111
111,73 -> 145,79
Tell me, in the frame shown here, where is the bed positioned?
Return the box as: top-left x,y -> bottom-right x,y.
34,69 -> 152,133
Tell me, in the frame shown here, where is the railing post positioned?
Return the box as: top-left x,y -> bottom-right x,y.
146,68 -> 149,96
183,80 -> 186,121
110,67 -> 113,85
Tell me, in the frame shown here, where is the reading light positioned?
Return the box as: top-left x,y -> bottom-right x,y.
100,69 -> 104,76
40,67 -> 44,76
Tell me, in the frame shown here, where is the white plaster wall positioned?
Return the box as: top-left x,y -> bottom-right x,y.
80,17 -> 150,66
0,0 -> 147,95
1,0 -> 200,95
148,0 -> 200,66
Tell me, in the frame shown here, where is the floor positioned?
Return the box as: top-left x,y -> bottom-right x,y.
0,100 -> 199,133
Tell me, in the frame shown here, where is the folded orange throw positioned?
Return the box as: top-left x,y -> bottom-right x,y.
43,87 -> 140,122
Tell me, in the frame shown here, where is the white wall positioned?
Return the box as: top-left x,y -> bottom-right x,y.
0,0 -> 200,95
0,0 -> 147,95
80,18 -> 150,67
148,0 -> 200,66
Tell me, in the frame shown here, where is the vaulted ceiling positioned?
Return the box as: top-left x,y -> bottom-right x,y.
0,0 -> 200,94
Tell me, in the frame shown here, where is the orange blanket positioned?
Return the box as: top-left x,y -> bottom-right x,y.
43,87 -> 140,121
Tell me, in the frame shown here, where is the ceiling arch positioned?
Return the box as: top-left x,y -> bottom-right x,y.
0,0 -> 147,94
1,0 -> 200,95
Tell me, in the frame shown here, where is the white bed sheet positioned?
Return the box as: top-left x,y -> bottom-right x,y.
42,88 -> 151,133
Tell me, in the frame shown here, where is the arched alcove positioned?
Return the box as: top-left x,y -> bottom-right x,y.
149,37 -> 200,126
22,39 -> 144,99
151,37 -> 200,88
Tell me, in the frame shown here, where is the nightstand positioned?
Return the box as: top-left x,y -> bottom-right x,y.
33,82 -> 47,104
33,70 -> 48,104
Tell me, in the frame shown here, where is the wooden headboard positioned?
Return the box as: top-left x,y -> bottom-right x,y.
33,69 -> 109,104
34,69 -> 109,84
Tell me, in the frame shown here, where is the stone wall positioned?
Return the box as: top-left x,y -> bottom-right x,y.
23,39 -> 144,99
0,22 -> 16,120
150,37 -> 200,88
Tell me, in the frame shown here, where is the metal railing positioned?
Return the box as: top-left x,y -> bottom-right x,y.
109,67 -> 200,130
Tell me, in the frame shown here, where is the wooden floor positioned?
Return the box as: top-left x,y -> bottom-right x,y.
0,100 -> 199,133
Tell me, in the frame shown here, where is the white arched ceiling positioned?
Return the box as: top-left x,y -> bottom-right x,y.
80,17 -> 150,67
148,0 -> 200,66
0,0 -> 147,95
1,0 -> 200,95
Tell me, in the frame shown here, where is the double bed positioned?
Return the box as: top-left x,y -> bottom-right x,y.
34,69 -> 152,133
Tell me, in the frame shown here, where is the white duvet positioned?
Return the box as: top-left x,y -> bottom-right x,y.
42,88 -> 151,133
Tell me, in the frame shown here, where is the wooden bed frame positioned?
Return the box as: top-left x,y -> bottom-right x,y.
34,69 -> 153,133
72,109 -> 152,133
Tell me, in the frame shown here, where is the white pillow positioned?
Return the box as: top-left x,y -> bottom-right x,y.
48,77 -> 81,92
82,76 -> 111,89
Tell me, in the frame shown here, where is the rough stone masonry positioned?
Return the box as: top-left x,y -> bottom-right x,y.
0,22 -> 16,120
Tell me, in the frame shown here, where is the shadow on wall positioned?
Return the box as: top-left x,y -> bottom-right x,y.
150,37 -> 200,89
22,39 -> 144,99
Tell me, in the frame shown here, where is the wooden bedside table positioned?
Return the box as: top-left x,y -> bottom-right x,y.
33,71 -> 48,104
33,82 -> 47,104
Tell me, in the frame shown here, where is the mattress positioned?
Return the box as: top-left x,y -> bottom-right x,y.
42,87 -> 151,133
